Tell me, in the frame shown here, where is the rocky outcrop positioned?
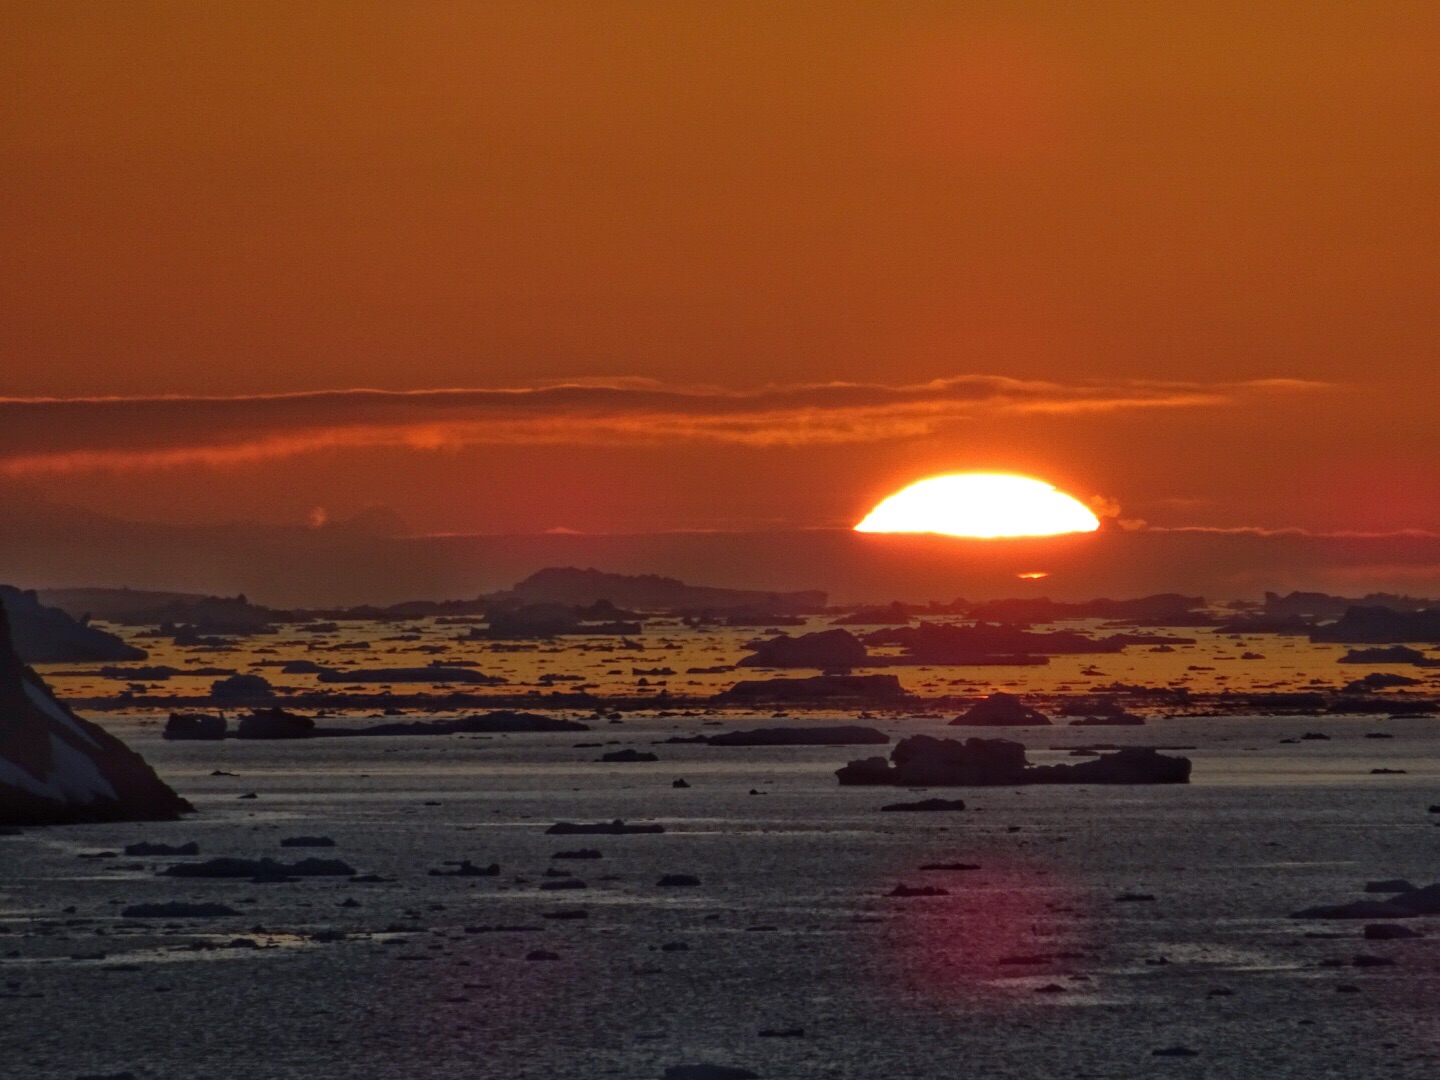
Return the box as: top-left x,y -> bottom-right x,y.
950,692 -> 1051,726
715,674 -> 908,703
125,840 -> 199,856
98,664 -> 188,681
477,603 -> 584,639
1336,646 -> 1440,666
721,613 -> 807,627
211,674 -> 276,702
1241,692 -> 1327,712
545,819 -> 664,835
1057,695 -> 1148,725
839,735 -> 1028,786
574,598 -> 643,622
314,665 -> 505,684
1290,900 -> 1416,919
662,1066 -> 760,1080
121,901 -> 239,918
1364,923 -> 1424,940
161,856 -> 356,879
706,725 -> 889,746
1313,606 -> 1440,644
889,883 -> 948,897
1023,746 -> 1190,783
1069,712 -> 1146,726
45,590 -> 282,634
429,860 -> 499,877
737,629 -> 870,668
343,711 -> 590,736
279,660 -> 325,674
863,621 -> 1119,663
966,594 -> 1209,624
0,585 -> 147,663
1266,590 -> 1436,619
39,586 -> 216,623
831,602 -> 913,625
1290,881 -> 1440,919
163,712 -> 227,740
0,605 -> 190,825
235,708 -> 315,739
489,567 -> 826,614
1328,697 -> 1438,716
1215,614 -> 1316,634
1365,879 -> 1416,893
836,734 -> 1191,787
879,797 -> 966,811
600,748 -> 658,762
1343,673 -> 1422,692
167,709 -> 590,740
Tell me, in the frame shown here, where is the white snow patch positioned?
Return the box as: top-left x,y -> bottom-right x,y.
0,754 -> 54,800
24,678 -> 101,750
41,731 -> 117,803
0,732 -> 117,806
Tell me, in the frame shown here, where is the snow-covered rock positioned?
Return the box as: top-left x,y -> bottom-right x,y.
0,605 -> 190,826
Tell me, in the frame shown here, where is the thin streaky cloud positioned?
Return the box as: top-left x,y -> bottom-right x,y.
1124,523 -> 1440,540
0,376 -> 1330,475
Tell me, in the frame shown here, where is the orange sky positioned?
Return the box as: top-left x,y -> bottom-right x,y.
2,2 -> 1437,540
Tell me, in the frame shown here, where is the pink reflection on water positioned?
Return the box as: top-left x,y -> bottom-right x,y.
385,923 -> 587,1059
880,850 -> 1092,1008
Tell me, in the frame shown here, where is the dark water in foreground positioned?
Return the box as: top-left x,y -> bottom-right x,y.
3,712 -> 1440,1079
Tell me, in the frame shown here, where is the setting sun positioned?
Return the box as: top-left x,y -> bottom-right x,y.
855,473 -> 1101,538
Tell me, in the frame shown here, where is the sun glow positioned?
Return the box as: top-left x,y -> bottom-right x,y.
855,473 -> 1101,538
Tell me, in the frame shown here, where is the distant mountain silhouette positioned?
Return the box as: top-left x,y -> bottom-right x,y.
1263,590 -> 1439,619
39,588 -> 281,633
485,567 -> 828,614
1309,605 -> 1440,644
0,585 -> 147,662
862,621 -> 1124,662
963,594 -> 1210,624
35,587 -> 209,622
9,486 -> 1440,606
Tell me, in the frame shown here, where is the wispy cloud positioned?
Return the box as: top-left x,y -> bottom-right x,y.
0,375 -> 1328,475
1121,522 -> 1440,540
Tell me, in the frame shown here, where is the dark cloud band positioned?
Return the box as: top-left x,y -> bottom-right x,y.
0,375 -> 1326,474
